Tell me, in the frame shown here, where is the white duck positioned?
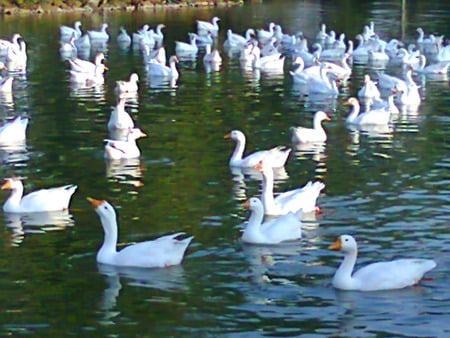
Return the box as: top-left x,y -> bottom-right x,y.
147,55 -> 179,80
241,197 -> 302,245
306,63 -> 339,95
2,178 -> 77,213
257,22 -> 276,45
357,74 -> 381,101
203,44 -> 222,64
87,23 -> 109,42
115,73 -> 139,96
414,56 -> 450,74
197,17 -> 220,37
104,128 -> 146,160
0,33 -> 22,58
255,160 -> 325,214
107,98 -> 134,131
290,111 -> 330,144
0,75 -> 13,93
329,234 -> 436,291
175,33 -> 198,58
0,116 -> 28,145
223,28 -> 254,52
6,38 -> 27,72
224,130 -> 291,168
70,64 -> 106,86
68,52 -> 105,73
251,52 -> 285,72
345,97 -> 390,126
87,197 -> 193,268
60,21 -> 82,41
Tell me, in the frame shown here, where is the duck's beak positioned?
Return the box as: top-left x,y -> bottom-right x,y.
87,197 -> 103,208
328,237 -> 342,250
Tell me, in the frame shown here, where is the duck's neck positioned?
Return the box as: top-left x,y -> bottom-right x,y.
244,204 -> 265,241
333,250 -> 358,289
170,60 -> 178,78
4,185 -> 23,210
346,101 -> 360,123
230,138 -> 245,164
98,214 -> 118,262
260,167 -> 277,213
313,117 -> 325,132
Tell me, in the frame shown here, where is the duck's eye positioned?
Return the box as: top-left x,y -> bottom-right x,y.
104,206 -> 108,210
344,238 -> 349,242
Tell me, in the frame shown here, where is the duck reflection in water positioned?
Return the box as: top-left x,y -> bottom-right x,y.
3,210 -> 75,246
105,158 -> 144,188
97,263 -> 188,320
69,82 -> 105,103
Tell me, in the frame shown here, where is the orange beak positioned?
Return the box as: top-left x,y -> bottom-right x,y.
86,197 -> 104,208
1,180 -> 11,190
328,237 -> 342,250
224,132 -> 231,139
241,199 -> 250,209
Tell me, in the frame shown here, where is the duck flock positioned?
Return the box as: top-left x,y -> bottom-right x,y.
0,14 -> 448,292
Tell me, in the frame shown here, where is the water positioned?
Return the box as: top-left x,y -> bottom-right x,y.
0,1 -> 449,336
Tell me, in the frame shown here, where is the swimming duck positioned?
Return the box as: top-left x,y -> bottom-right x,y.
87,197 -> 193,268
290,111 -> 330,144
224,130 -> 291,168
0,116 -> 28,145
114,73 -> 139,97
241,197 -> 302,245
345,97 -> 390,126
2,178 -> 77,213
104,128 -> 146,160
255,160 -> 325,214
329,234 -> 436,291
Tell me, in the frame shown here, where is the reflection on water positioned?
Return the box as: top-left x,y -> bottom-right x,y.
97,263 -> 188,323
3,210 -> 75,246
105,158 -> 144,188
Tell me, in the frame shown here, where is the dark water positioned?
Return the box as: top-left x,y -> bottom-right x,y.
0,1 -> 449,336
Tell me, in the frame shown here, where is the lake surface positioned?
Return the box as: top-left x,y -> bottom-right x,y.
0,0 -> 449,336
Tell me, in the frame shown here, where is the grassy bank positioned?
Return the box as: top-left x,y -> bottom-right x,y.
0,0 -> 246,14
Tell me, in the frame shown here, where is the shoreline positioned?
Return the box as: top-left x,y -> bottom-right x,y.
0,1 -> 244,15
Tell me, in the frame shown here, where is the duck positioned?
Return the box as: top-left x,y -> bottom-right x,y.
175,33 -> 198,59
241,197 -> 302,245
357,74 -> 381,101
224,130 -> 291,168
255,160 -> 325,215
0,33 -> 22,58
59,34 -> 77,59
87,197 -> 193,268
306,63 -> 339,96
203,44 -> 222,64
0,75 -> 13,93
114,73 -> 139,97
117,26 -> 132,48
104,128 -> 146,160
251,51 -> 285,72
68,52 -> 105,74
345,97 -> 390,126
69,64 -> 106,86
197,16 -> 220,37
107,98 -> 134,131
2,178 -> 77,213
60,21 -> 82,41
290,111 -> 330,144
0,116 -> 28,145
223,28 -> 254,52
257,22 -> 276,46
147,55 -> 179,80
329,234 -> 437,291
6,38 -> 27,72
87,23 -> 109,42
152,23 -> 166,48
